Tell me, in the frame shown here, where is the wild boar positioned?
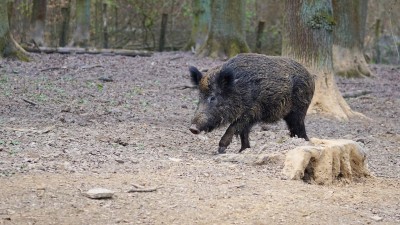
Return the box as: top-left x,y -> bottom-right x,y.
189,53 -> 315,154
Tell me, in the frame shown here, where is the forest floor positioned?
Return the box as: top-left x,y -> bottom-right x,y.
0,52 -> 399,225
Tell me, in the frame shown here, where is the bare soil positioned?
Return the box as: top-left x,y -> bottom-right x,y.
0,52 -> 399,225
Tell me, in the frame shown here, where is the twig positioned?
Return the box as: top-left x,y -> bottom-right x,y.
343,90 -> 372,98
127,186 -> 162,193
31,39 -> 40,51
40,67 -> 68,72
82,65 -> 103,70
169,56 -> 183,61
171,85 -> 196,90
22,98 -> 38,106
98,77 -> 114,82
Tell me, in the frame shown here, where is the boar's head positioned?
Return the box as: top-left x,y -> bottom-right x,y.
188,66 -> 240,135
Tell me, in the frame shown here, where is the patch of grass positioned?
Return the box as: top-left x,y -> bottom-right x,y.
0,75 -> 8,84
10,140 -> 20,146
78,98 -> 88,105
97,83 -> 104,91
35,93 -> 48,102
140,100 -> 149,107
129,87 -> 144,96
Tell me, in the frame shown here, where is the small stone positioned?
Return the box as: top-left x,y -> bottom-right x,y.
370,215 -> 383,222
168,157 -> 182,162
85,188 -> 114,199
115,159 -> 125,164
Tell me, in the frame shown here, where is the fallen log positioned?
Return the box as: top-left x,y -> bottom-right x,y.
24,46 -> 153,57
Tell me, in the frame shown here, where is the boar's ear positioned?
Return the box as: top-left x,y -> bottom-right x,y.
189,66 -> 203,86
217,68 -> 234,90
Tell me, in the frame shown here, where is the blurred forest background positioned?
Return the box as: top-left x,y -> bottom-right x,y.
7,0 -> 400,64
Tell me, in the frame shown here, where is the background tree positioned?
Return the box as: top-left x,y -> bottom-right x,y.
69,0 -> 91,47
28,0 -> 47,46
332,0 -> 371,77
197,0 -> 250,59
282,0 -> 361,120
0,0 -> 29,60
254,0 -> 283,55
185,0 -> 210,52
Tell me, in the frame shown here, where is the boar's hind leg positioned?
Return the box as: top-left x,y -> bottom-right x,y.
239,125 -> 252,153
284,111 -> 309,141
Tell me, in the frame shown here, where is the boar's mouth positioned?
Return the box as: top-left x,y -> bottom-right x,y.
189,123 -> 217,134
190,113 -> 224,134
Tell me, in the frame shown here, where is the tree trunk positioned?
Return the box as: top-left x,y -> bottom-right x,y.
255,0 -> 283,55
59,1 -> 71,47
69,0 -> 91,47
102,3 -> 108,49
197,0 -> 250,59
29,0 -> 47,46
282,0 -> 361,120
332,0 -> 371,77
0,1 -> 29,61
185,0 -> 210,51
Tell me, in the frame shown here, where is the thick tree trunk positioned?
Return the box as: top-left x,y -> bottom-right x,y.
197,0 -> 250,59
0,1 -> 29,61
29,0 -> 47,46
69,0 -> 91,47
332,0 -> 371,78
185,0 -> 210,51
282,0 -> 361,120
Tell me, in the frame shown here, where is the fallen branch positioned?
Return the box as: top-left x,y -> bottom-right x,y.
24,46 -> 153,57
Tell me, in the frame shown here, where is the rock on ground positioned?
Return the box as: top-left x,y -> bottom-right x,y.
85,188 -> 114,199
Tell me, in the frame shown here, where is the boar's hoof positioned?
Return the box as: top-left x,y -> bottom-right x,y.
189,124 -> 200,134
218,147 -> 227,154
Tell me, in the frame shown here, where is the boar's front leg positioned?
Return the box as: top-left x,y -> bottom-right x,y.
218,124 -> 236,154
218,121 -> 253,154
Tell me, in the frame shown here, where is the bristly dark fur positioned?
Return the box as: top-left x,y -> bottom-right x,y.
189,66 -> 202,86
189,53 -> 315,153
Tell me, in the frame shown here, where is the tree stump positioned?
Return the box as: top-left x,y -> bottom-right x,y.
282,138 -> 370,185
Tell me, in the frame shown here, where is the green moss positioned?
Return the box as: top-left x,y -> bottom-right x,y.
308,11 -> 336,31
301,0 -> 336,31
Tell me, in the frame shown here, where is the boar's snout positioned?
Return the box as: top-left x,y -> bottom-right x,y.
189,124 -> 201,134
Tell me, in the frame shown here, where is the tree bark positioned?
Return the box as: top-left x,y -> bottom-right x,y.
332,0 -> 371,78
282,0 -> 361,120
69,0 -> 91,47
29,0 -> 47,46
255,0 -> 283,55
102,3 -> 108,49
59,1 -> 71,47
0,1 -> 29,61
185,0 -> 210,51
197,0 -> 250,59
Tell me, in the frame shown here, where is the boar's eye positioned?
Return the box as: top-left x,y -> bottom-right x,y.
208,96 -> 216,104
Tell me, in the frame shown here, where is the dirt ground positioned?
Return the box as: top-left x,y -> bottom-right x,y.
0,52 -> 399,225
